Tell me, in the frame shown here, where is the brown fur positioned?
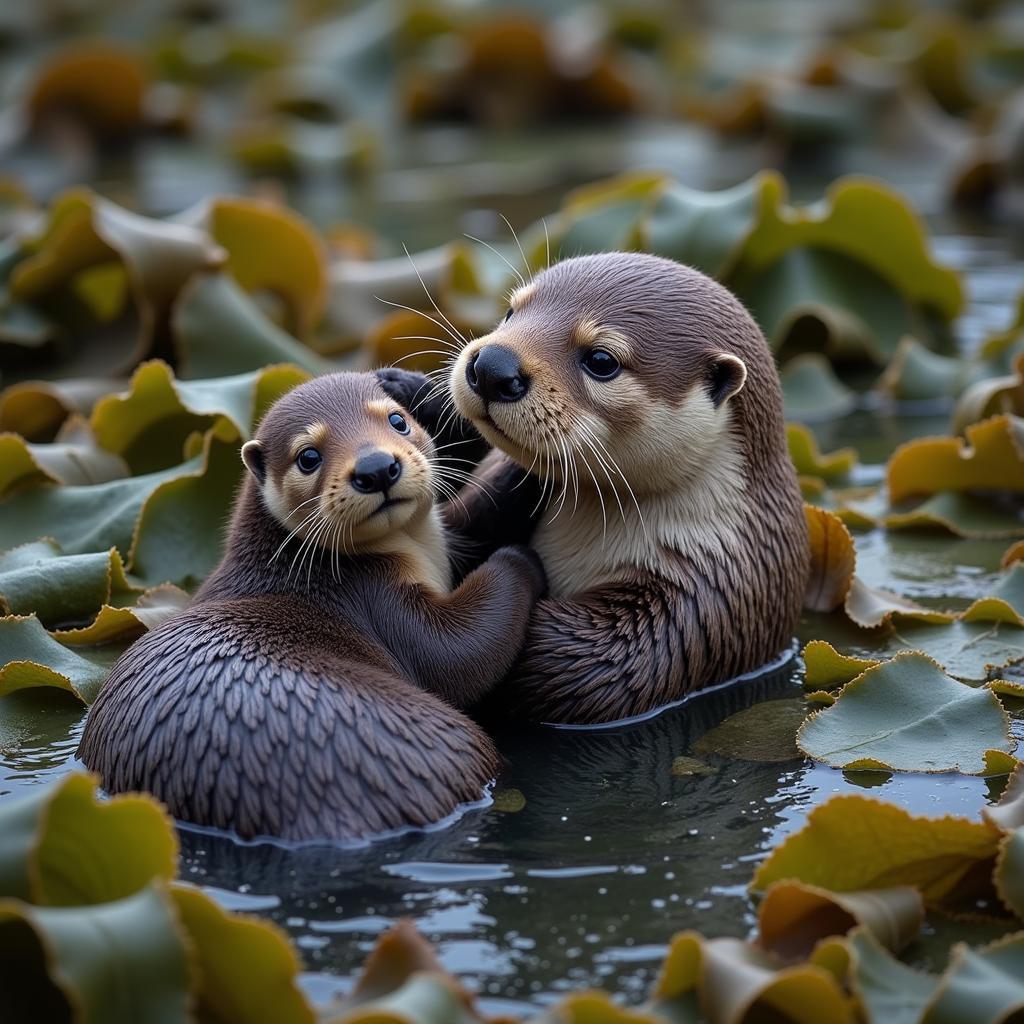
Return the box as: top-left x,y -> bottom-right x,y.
77,372 -> 546,840
447,252 -> 809,724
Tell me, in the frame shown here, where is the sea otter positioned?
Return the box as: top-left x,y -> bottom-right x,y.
442,251 -> 808,724
77,371 -> 545,841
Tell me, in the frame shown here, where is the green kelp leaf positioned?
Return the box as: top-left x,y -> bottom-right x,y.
650,932 -> 854,1024
170,885 -> 314,1024
0,885 -> 193,1024
0,541 -> 134,627
780,354 -> 857,421
692,700 -> 805,763
758,882 -> 924,960
986,765 -> 1024,834
844,576 -> 949,630
0,773 -> 176,906
921,933 -> 1024,1024
179,196 -> 328,340
886,492 -> 1024,540
797,653 -> 1014,775
54,584 -> 190,646
877,336 -> 978,402
90,360 -> 309,473
735,174 -> 963,323
880,619 -> 1024,684
0,378 -> 119,442
847,927 -> 940,1024
787,424 -> 857,481
888,415 -> 1024,504
0,427 -> 129,499
173,271 -> 331,378
128,419 -> 243,588
802,641 -> 879,691
961,565 -> 1024,627
751,794 -> 1000,906
0,616 -> 108,703
0,423 -> 240,570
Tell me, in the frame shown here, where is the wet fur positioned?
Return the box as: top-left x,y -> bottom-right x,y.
77,372 -> 545,840
444,252 -> 809,724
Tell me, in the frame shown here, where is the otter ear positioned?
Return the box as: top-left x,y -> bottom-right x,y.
708,353 -> 747,407
241,440 -> 266,485
375,367 -> 429,409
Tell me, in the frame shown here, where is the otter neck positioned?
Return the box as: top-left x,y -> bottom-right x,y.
196,479 -> 451,603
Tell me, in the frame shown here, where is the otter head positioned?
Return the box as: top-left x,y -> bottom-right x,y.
241,371 -> 439,552
450,252 -> 776,498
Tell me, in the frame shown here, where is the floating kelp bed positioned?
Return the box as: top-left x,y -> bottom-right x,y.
5,0 -> 1024,1020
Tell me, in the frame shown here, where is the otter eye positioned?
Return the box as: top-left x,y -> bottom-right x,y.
388,411 -> 410,434
581,348 -> 621,381
296,447 -> 322,474
503,307 -> 514,322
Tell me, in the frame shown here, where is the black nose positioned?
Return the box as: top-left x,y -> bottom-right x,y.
351,451 -> 402,494
466,344 -> 530,403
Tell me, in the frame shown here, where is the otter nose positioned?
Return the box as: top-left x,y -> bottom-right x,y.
351,451 -> 402,494
466,345 -> 530,404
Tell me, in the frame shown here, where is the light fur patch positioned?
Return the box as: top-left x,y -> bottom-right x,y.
533,385 -> 748,596
509,281 -> 538,309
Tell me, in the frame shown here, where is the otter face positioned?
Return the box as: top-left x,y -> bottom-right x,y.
450,253 -> 751,497
241,372 -> 438,551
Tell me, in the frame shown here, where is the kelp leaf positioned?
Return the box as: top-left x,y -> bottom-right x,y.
886,491 -> 1024,540
692,700 -> 804,763
90,360 -> 309,473
180,197 -> 328,339
0,378 -> 119,442
0,540 -> 134,627
0,616 -> 108,703
780,354 -> 857,421
787,424 -> 856,481
847,928 -> 940,1024
878,336 -> 976,402
55,585 -> 190,646
995,830 -> 1024,919
651,932 -> 854,1024
985,765 -> 1024,833
173,272 -> 331,378
0,429 -> 129,499
170,885 -> 314,1024
920,932 -> 1024,1024
128,419 -> 242,588
804,506 -> 855,612
954,352 -> 1024,435
796,652 -> 1014,775
844,577 -> 947,629
802,640 -> 879,691
758,882 -> 924,961
961,564 -> 1024,627
751,794 -> 1000,905
887,415 -> 1024,504
0,885 -> 193,1024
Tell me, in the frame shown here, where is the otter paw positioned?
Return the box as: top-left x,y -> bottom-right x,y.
496,544 -> 548,598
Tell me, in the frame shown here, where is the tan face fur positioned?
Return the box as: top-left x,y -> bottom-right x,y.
449,252 -> 783,596
241,373 -> 443,568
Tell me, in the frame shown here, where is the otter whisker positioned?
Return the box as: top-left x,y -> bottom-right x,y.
546,434 -> 573,526
268,501 -> 324,565
375,297 -> 465,349
542,217 -> 551,270
463,232 -> 526,290
500,213 -> 532,282
568,434 -> 606,543
576,419 -> 648,538
402,243 -> 468,348
391,333 -> 461,353
287,510 -> 329,585
574,428 -> 627,530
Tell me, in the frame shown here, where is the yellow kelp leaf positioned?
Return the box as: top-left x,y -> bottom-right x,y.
170,885 -> 314,1024
786,424 -> 857,481
367,309 -> 460,374
54,585 -> 190,646
0,615 -> 108,702
887,415 -> 1024,504
960,564 -> 1024,627
758,882 -> 924,961
953,353 -> 1024,435
803,642 -> 879,692
1003,541 -> 1024,568
804,506 -> 856,612
0,424 -> 128,498
182,197 -> 328,339
651,931 -> 854,1024
27,42 -> 148,136
751,794 -> 1000,905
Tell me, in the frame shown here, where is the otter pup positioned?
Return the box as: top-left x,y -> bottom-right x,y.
77,371 -> 545,841
444,252 -> 809,724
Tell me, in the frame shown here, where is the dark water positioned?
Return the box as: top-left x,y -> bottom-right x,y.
2,127 -> 1024,1008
